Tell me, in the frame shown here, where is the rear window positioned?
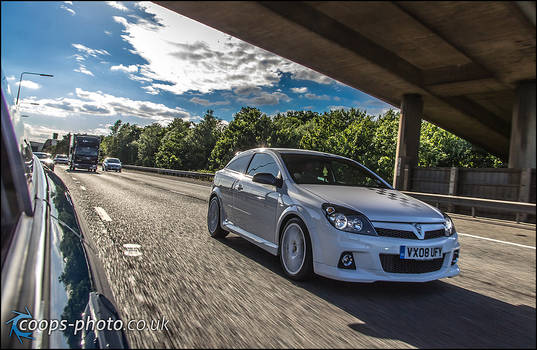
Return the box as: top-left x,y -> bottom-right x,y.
225,154 -> 252,173
107,158 -> 120,163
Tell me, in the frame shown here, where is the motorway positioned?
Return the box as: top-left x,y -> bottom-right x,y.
54,165 -> 536,348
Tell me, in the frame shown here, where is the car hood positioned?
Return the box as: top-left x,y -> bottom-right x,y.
298,185 -> 444,223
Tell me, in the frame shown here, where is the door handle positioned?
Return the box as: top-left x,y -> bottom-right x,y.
236,184 -> 243,191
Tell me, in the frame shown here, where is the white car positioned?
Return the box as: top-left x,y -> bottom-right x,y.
207,148 -> 460,282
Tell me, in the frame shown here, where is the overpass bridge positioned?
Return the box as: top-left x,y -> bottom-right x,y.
156,1 -> 536,188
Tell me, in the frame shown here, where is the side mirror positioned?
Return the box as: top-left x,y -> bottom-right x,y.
252,173 -> 283,187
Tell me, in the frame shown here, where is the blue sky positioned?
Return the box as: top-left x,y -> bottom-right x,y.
1,1 -> 396,142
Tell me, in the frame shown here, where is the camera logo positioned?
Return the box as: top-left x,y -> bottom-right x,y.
5,307 -> 35,344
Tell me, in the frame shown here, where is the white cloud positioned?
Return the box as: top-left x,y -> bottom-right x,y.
24,123 -> 68,143
60,5 -> 75,15
106,1 -> 129,11
329,105 -> 351,111
291,87 -> 308,94
74,65 -> 94,76
237,91 -> 291,106
111,2 -> 337,96
18,88 -> 193,124
189,97 -> 230,106
17,81 -> 41,90
6,75 -> 16,81
104,30 -> 112,36
73,54 -> 85,61
304,93 -> 331,100
72,43 -> 110,57
110,64 -> 138,73
64,1 -> 73,5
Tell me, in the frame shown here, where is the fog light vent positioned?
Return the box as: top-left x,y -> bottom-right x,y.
451,249 -> 459,265
338,252 -> 356,270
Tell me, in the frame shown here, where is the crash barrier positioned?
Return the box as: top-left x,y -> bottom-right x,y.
122,164 -> 215,181
122,165 -> 535,223
401,191 -> 536,223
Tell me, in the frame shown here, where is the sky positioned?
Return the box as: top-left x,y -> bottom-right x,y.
1,1 -> 396,142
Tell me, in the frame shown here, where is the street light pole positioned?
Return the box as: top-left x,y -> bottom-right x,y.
16,71 -> 54,106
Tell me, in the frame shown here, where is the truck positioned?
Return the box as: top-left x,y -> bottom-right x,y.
69,134 -> 101,172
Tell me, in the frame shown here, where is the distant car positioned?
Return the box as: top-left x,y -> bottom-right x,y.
34,151 -> 55,171
208,148 -> 460,282
102,157 -> 122,172
53,153 -> 69,164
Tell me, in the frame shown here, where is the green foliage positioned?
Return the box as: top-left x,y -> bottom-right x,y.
418,121 -> 504,168
98,106 -> 504,179
155,118 -> 192,169
208,107 -> 272,170
136,123 -> 166,167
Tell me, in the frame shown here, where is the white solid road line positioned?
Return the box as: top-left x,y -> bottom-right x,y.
458,232 -> 535,250
80,186 -> 86,191
94,207 -> 112,222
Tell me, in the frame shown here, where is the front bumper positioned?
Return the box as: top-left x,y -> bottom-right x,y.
74,163 -> 97,169
311,219 -> 460,283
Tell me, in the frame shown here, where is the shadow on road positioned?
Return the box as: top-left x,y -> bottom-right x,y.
65,168 -> 101,175
219,235 -> 536,348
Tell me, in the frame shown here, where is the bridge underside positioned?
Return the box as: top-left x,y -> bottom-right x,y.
156,1 -> 536,166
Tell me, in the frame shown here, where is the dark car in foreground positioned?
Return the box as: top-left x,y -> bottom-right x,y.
102,157 -> 122,172
34,151 -> 55,171
1,70 -> 128,348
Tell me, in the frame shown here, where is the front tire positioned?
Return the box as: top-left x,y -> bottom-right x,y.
207,196 -> 228,238
279,218 -> 313,281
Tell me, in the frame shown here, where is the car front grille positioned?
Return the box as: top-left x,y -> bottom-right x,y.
425,229 -> 445,239
375,227 -> 415,239
379,254 -> 445,274
375,227 -> 446,240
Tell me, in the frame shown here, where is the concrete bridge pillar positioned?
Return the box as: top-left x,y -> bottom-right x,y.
393,94 -> 423,189
509,80 -> 536,169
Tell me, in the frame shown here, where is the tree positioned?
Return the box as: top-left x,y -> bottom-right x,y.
155,118 -> 192,169
209,107 -> 272,170
136,123 -> 166,167
180,110 -> 225,170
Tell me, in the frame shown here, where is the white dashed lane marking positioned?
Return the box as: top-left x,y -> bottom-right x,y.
94,207 -> 112,222
458,232 -> 535,250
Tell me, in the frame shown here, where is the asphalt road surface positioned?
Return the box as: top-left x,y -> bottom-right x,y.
55,166 -> 536,348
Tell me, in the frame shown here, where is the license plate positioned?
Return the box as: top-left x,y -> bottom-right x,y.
400,246 -> 442,260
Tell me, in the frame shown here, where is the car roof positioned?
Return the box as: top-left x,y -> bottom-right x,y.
242,147 -> 352,160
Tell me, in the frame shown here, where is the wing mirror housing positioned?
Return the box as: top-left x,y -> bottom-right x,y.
252,173 -> 283,187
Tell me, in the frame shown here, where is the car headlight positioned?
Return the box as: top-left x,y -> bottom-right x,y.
443,213 -> 455,236
322,203 -> 377,236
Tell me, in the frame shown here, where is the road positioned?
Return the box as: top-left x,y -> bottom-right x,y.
55,166 -> 536,348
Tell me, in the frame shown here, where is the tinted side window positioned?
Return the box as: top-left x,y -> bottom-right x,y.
225,154 -> 252,173
246,153 -> 280,178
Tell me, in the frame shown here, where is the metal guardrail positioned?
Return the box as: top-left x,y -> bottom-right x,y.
122,164 -> 535,222
122,164 -> 215,181
401,191 -> 536,223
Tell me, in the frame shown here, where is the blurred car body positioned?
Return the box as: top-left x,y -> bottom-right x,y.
1,70 -> 128,348
33,151 -> 55,171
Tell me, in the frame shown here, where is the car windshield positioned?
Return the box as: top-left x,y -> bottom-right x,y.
106,158 -> 120,163
280,153 -> 389,189
76,146 -> 98,156
56,154 -> 68,158
34,152 -> 51,159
